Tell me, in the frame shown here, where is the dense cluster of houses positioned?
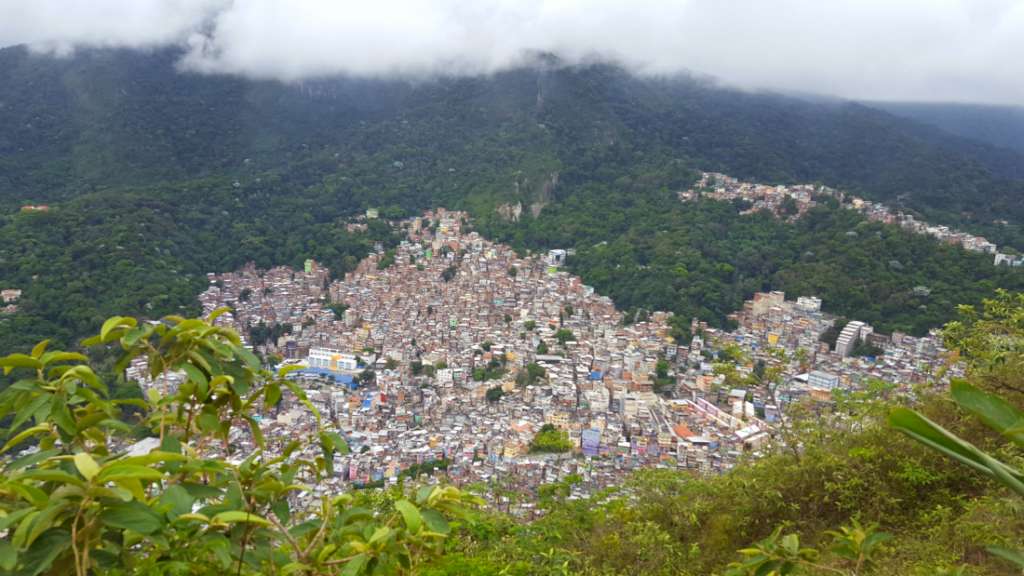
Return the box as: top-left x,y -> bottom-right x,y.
679,290 -> 960,416
0,288 -> 21,314
124,210 -> 960,513
682,172 -> 1022,267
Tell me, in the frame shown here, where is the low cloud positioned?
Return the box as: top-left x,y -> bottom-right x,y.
1,0 -> 1022,104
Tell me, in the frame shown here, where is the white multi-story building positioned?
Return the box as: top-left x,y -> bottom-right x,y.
807,370 -> 840,390
307,348 -> 360,372
835,321 -> 867,358
547,249 -> 567,267
796,296 -> 822,313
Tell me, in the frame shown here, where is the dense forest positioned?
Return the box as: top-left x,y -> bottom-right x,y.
877,101 -> 1024,155
0,176 -> 398,351
1,46 -> 1023,351
2,45 -> 1023,245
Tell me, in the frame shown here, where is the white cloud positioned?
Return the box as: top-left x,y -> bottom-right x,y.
1,0 -> 1022,104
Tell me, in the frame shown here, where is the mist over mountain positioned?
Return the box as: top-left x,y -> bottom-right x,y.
2,46 -> 1022,248
873,101 -> 1024,155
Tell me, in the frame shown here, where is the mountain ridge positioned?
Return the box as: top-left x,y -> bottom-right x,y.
1,44 -> 1022,251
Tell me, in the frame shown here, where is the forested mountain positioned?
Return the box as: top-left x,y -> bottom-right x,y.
873,101 -> 1024,155
1,45 -> 1023,350
3,46 -> 1023,244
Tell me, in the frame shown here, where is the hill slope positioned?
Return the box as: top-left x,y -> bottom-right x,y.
1,46 -> 1022,247
872,101 -> 1024,155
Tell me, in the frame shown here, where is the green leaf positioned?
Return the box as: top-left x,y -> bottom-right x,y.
341,553 -> 368,576
277,364 -> 304,378
207,307 -> 232,323
988,546 -> 1024,568
0,539 -> 16,570
394,500 -> 422,533
114,477 -> 146,501
951,379 -> 1024,446
101,501 -> 164,534
243,415 -> 265,449
211,510 -> 271,526
416,485 -> 435,506
234,346 -> 260,370
180,363 -> 209,390
97,464 -> 164,483
38,351 -> 88,366
338,507 -> 374,526
173,513 -> 211,524
889,407 -> 1024,488
120,450 -> 188,466
159,485 -> 194,518
326,431 -> 349,455
120,326 -> 148,347
98,419 -> 134,433
267,499 -> 289,525
0,508 -> 33,532
282,562 -> 313,576
421,509 -> 450,535
66,365 -> 105,394
30,340 -> 49,359
10,394 -> 52,432
25,502 -> 66,548
265,382 -> 282,407
18,469 -> 85,487
0,353 -> 42,375
5,482 -> 49,507
317,544 -> 338,563
2,425 -> 51,453
181,482 -> 222,500
100,316 -> 137,342
18,528 -> 69,576
11,510 -> 38,548
73,452 -> 100,481
50,398 -> 77,436
368,526 -> 392,545
197,412 -> 221,433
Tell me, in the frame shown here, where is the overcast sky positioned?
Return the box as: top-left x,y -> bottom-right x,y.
1,0 -> 1022,105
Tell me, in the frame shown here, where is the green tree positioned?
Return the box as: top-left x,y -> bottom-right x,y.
554,329 -> 575,346
485,386 -> 504,403
529,424 -> 573,454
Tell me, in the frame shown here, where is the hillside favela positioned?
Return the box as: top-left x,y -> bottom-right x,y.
1,2 -> 1023,576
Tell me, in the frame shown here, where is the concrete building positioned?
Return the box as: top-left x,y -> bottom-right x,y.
796,296 -> 822,313
807,370 -> 840,390
835,321 -> 867,357
546,249 -> 567,267
308,348 -> 360,372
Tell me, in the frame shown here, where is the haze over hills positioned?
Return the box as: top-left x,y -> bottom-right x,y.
874,101 -> 1024,155
2,46 -> 1023,247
